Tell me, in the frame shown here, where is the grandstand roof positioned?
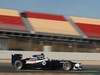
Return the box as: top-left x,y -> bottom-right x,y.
70,16 -> 100,38
21,11 -> 81,37
0,8 -> 100,39
0,9 -> 26,32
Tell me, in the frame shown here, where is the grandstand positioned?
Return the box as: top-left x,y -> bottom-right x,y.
0,8 -> 100,52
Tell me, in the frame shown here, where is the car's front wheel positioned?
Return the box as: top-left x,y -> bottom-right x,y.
14,60 -> 23,71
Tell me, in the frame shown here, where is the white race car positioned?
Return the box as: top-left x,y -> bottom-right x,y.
11,53 -> 82,71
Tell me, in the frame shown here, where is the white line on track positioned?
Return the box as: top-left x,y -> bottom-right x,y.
17,70 -> 100,73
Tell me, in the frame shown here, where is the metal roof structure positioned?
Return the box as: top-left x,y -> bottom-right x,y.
0,9 -> 27,32
0,8 -> 100,43
70,16 -> 100,39
21,11 -> 81,37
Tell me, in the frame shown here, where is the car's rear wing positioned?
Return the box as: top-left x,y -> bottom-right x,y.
11,54 -> 23,65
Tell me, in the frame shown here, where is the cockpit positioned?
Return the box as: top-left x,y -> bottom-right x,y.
32,53 -> 45,60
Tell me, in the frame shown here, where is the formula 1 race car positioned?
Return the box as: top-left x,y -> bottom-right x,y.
11,53 -> 82,71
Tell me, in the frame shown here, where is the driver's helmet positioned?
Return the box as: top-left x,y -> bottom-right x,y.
41,53 -> 44,56
40,53 -> 45,58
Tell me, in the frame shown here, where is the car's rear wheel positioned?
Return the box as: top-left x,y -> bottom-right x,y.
62,61 -> 72,71
14,60 -> 23,71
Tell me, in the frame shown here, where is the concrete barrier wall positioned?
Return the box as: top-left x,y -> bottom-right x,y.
0,51 -> 100,65
0,51 -> 100,61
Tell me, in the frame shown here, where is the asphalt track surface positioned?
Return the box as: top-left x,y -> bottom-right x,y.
0,63 -> 100,75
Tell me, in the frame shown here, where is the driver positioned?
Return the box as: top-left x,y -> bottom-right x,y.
32,53 -> 45,60
40,53 -> 45,58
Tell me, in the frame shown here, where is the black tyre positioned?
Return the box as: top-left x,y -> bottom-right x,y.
14,60 -> 23,71
62,61 -> 72,71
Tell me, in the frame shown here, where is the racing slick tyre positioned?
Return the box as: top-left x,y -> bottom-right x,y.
14,60 -> 23,71
62,61 -> 72,71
